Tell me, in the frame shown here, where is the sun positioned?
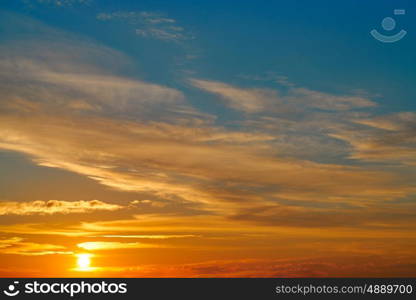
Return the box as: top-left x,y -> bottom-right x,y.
76,253 -> 92,271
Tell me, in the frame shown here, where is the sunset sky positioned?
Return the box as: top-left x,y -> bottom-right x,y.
1,0 -> 416,277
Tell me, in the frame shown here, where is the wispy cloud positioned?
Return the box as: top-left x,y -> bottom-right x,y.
99,235 -> 197,239
0,200 -> 122,216
0,14 -> 416,245
331,112 -> 416,165
190,78 -> 376,113
190,79 -> 271,113
23,0 -> 92,8
77,241 -> 164,251
0,237 -> 72,256
79,256 -> 416,277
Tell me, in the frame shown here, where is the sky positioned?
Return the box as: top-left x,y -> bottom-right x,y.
0,0 -> 416,277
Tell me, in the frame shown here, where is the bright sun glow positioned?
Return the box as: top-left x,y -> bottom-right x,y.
76,253 -> 92,271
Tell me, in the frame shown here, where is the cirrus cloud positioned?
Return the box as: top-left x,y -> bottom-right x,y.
0,200 -> 122,216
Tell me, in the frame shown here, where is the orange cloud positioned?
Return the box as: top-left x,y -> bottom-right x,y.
77,241 -> 164,251
0,237 -> 71,256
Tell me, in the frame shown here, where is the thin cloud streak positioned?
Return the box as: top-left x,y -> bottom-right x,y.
97,11 -> 193,42
0,12 -> 416,277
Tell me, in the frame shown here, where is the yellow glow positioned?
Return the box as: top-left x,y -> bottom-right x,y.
76,253 -> 92,271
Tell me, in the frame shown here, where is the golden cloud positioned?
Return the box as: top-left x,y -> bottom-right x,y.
79,256 -> 416,277
77,241 -> 164,251
332,112 -> 416,165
